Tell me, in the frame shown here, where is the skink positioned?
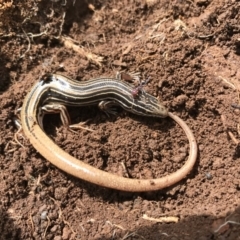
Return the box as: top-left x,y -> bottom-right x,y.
20,74 -> 197,192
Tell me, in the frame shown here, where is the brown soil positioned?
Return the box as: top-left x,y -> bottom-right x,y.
1,0 -> 240,239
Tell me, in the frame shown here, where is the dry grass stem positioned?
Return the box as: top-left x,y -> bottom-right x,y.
142,214 -> 179,223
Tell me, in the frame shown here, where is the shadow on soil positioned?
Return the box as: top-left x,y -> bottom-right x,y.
0,53 -> 11,92
94,205 -> 240,240
0,207 -> 21,240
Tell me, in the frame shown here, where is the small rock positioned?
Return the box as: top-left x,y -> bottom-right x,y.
62,226 -> 71,240
146,43 -> 154,49
53,236 -> 62,240
51,225 -> 58,233
172,153 -> 186,163
172,95 -> 188,107
40,210 -> 48,220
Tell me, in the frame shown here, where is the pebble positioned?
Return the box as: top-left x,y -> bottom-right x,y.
40,210 -> 48,220
172,153 -> 186,163
173,95 -> 188,106
53,236 -> 62,240
62,226 -> 71,240
51,225 -> 58,233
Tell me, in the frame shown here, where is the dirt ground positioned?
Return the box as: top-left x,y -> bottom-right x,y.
1,0 -> 240,239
